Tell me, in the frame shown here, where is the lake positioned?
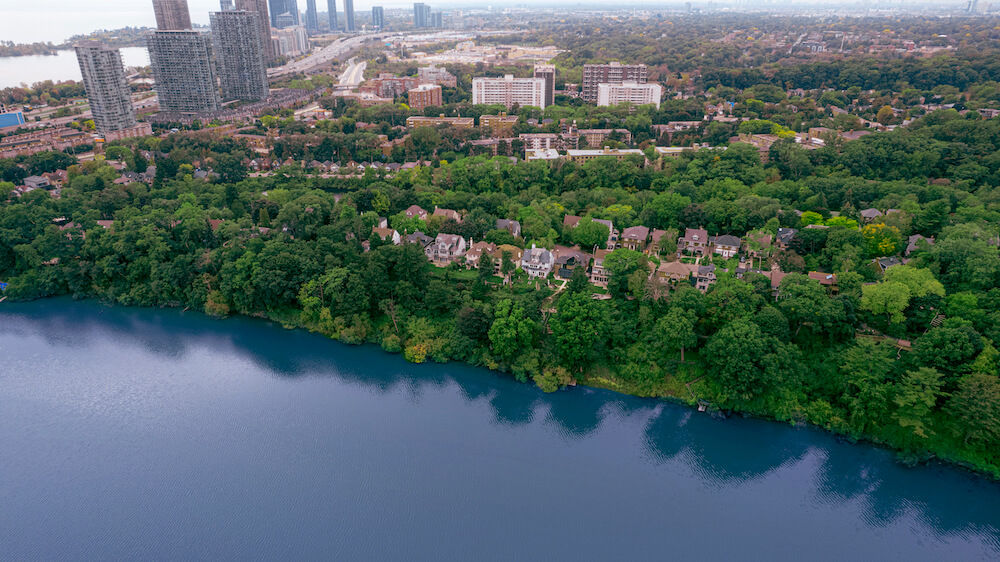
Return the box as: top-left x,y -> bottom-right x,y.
0,48 -> 150,90
1,298 -> 998,560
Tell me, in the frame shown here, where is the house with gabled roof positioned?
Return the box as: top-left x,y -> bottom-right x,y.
372,227 -> 401,245
425,233 -> 467,265
521,245 -> 555,278
711,234 -> 741,258
405,205 -> 428,220
433,206 -> 462,222
620,226 -> 650,251
678,227 -> 709,255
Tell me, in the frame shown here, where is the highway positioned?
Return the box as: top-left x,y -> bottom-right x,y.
268,32 -> 401,78
338,58 -> 367,88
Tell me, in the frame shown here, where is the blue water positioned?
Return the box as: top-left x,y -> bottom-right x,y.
1,299 -> 998,560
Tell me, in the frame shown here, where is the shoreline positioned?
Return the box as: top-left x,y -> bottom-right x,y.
7,294 -> 998,481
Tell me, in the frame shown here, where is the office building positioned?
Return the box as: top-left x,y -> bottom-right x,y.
344,0 -> 355,31
533,64 -> 555,108
472,75 -> 546,109
220,0 -> 234,9
272,25 -> 310,56
581,62 -> 647,103
327,0 -> 338,30
305,0 -> 319,31
74,43 -> 137,134
235,0 -> 275,61
430,11 -> 442,28
407,84 -> 442,110
148,31 -> 221,113
211,11 -> 269,101
414,2 -> 431,27
152,0 -> 192,30
371,6 -> 384,29
596,82 -> 662,109
269,0 -> 299,27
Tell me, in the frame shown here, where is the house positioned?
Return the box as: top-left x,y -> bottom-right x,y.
95,220 -> 115,230
744,232 -> 773,261
589,249 -> 612,286
487,244 -> 524,277
372,227 -> 402,245
695,264 -> 717,292
553,245 -> 591,280
496,219 -> 521,238
876,256 -> 902,273
678,227 -> 710,255
433,206 -> 462,222
711,234 -> 741,258
620,226 -> 650,251
808,271 -> 839,294
647,229 -> 669,256
406,231 -> 434,248
464,241 -> 497,269
23,175 -> 50,189
405,205 -> 428,220
859,208 -> 883,222
425,233 -> 467,265
905,234 -> 934,256
563,215 -> 618,249
655,261 -> 696,285
376,217 -> 389,229
521,245 -> 555,278
776,228 -> 797,250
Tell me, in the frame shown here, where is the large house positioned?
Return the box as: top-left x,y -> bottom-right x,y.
678,227 -> 710,255
563,215 -> 619,249
464,241 -> 497,269
425,233 -> 467,265
433,206 -> 462,222
589,249 -> 612,286
647,229 -> 669,256
521,245 -> 555,278
487,244 -> 524,277
654,260 -> 696,285
711,234 -> 741,258
553,245 -> 591,279
620,226 -> 650,251
371,227 -> 401,245
776,228 -> 797,250
405,205 -> 428,220
496,218 -> 521,238
695,264 -> 717,292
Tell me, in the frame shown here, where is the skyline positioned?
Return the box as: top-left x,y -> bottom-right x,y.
1,0 -> 989,44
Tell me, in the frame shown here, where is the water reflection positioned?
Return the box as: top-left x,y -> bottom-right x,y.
2,298 -> 999,551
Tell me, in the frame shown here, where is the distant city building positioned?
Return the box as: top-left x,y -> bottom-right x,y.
406,115 -> 473,128
479,113 -> 518,135
407,83 -> 442,110
413,2 -> 431,27
152,0 -> 192,30
220,0 -> 235,9
211,11 -> 269,102
269,0 -> 300,27
472,75 -> 547,109
74,43 -> 137,134
533,64 -> 555,108
343,0 -> 355,31
327,0 -> 338,30
430,11 -> 442,28
582,62 -> 647,103
371,6 -> 384,29
418,65 -> 456,87
235,0 -> 275,61
596,81 -> 662,109
305,0 -> 319,31
272,25 -> 310,57
147,31 -> 221,113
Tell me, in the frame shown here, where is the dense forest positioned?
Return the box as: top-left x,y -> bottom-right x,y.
2,107 -> 1000,475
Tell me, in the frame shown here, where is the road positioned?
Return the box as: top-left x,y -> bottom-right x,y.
268,32 -> 401,78
338,58 -> 366,88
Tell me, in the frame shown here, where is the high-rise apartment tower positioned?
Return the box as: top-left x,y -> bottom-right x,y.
210,11 -> 269,101
152,0 -> 192,30
148,30 -> 221,113
74,43 -> 137,134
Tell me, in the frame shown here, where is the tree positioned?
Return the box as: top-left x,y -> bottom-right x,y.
893,367 -> 945,442
839,339 -> 895,434
946,373 -> 1000,447
571,217 -> 610,250
704,319 -> 796,403
656,308 -> 697,362
883,266 -> 945,299
550,291 -> 608,371
861,223 -> 903,258
861,281 -> 910,324
602,248 -> 648,298
487,299 -> 535,362
876,105 -> 895,125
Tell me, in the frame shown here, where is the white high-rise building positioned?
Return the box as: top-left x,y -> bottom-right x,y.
596,82 -> 662,109
472,75 -> 546,109
74,43 -> 137,134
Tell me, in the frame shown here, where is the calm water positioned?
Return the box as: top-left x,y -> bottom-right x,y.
1,299 -> 998,560
0,48 -> 149,89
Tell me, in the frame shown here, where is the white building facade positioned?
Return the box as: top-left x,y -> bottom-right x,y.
472,75 -> 547,109
596,82 -> 662,109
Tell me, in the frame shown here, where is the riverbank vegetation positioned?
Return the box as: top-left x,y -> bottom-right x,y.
3,111 -> 1000,476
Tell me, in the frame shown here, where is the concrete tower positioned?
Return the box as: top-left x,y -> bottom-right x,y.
74,43 -> 137,134
152,0 -> 192,30
210,11 -> 269,102
235,0 -> 275,61
147,30 -> 221,113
